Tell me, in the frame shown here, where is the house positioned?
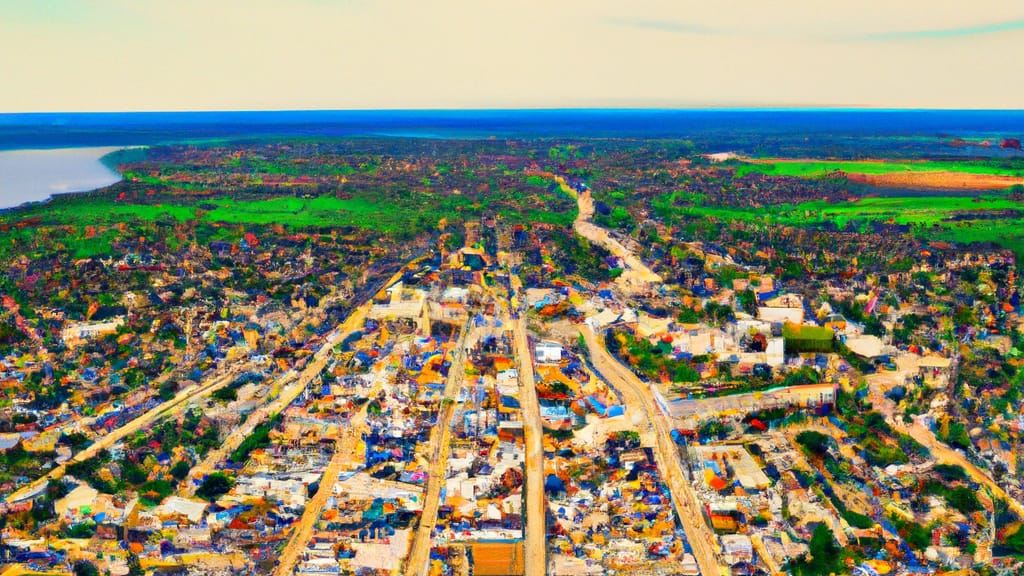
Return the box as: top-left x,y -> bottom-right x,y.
720,534 -> 754,565
535,341 -> 563,364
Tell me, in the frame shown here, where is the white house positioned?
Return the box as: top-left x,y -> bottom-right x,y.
535,340 -> 563,364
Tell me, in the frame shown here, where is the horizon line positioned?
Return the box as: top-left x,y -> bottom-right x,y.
4,105 -> 1024,116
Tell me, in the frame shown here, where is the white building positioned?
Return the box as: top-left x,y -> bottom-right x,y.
535,340 -> 563,364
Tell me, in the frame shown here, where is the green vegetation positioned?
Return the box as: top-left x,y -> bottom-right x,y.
212,387 -> 238,403
230,413 -> 282,463
842,509 -> 875,529
786,524 -> 843,576
782,324 -> 835,354
890,516 -> 934,550
2,193 -> 571,238
73,560 -> 101,576
196,472 -> 235,501
735,158 -> 1024,178
933,463 -> 969,482
795,430 -> 833,457
921,479 -> 983,515
605,329 -> 700,383
655,191 -> 1024,258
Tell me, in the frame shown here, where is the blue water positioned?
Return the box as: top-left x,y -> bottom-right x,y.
1,109 -> 1023,150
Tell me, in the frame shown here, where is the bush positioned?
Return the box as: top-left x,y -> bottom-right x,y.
196,472 -> 234,501
212,387 -> 238,403
842,510 -> 875,529
73,560 -> 100,576
170,460 -> 191,481
795,430 -> 832,456
786,524 -> 841,576
66,521 -> 97,539
933,463 -> 968,482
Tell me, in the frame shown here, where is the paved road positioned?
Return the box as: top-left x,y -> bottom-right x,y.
405,325 -> 470,576
510,272 -> 548,576
581,326 -> 722,576
6,362 -> 247,504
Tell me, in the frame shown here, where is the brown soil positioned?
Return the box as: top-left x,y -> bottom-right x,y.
847,171 -> 1024,190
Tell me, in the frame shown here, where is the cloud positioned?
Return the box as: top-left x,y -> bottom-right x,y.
855,18 -> 1024,41
608,17 -> 723,36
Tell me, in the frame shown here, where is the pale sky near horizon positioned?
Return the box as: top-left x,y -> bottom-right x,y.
2,0 -> 1023,112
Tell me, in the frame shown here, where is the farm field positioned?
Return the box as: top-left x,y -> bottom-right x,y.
668,194 -> 1024,258
735,158 -> 1024,189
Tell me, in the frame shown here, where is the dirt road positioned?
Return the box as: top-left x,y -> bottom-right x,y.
405,325 -> 470,576
866,373 -> 1024,520
510,272 -> 548,576
6,362 -> 247,504
580,326 -> 722,576
183,296 -> 384,496
554,175 -> 661,293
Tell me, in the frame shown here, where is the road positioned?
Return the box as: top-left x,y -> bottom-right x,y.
580,325 -> 722,576
271,427 -> 359,576
509,272 -> 548,576
554,175 -> 661,293
405,324 -> 470,576
271,358 -> 396,576
866,368 -> 1024,520
6,361 -> 247,504
183,296 -> 386,496
903,420 -> 1024,519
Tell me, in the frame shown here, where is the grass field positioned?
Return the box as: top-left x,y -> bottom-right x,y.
1,192 -> 575,235
735,159 -> 1024,179
658,192 -> 1024,258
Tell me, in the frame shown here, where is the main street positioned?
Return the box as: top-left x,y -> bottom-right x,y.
580,325 -> 723,576
509,271 -> 548,576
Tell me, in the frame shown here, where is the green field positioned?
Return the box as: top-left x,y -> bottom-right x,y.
734,159 -> 1024,178
2,192 -> 575,234
656,192 -> 1024,258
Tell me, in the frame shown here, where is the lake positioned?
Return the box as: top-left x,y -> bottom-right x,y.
0,147 -> 123,209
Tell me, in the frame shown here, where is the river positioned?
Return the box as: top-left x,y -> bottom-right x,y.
0,147 -> 123,209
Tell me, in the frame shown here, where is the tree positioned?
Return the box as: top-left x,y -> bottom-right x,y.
73,560 -> 100,576
788,523 -> 842,575
196,472 -> 234,501
795,430 -> 832,457
170,460 -> 191,481
736,289 -> 758,315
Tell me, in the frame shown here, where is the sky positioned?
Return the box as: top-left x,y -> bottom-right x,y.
2,0 -> 1023,112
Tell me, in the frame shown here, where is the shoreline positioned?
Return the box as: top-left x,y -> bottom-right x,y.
0,146 -> 142,210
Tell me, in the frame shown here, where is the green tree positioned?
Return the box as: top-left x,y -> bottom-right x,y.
795,430 -> 832,457
788,523 -> 842,575
73,560 -> 100,576
196,472 -> 234,501
170,460 -> 191,481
